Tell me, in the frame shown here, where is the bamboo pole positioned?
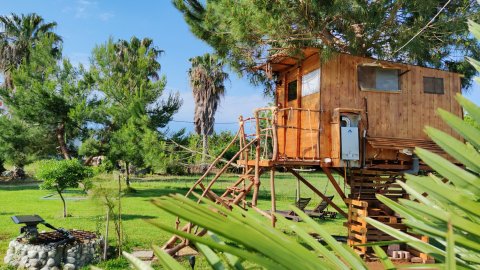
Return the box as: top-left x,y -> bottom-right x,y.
270,167 -> 276,227
199,139 -> 257,202
184,129 -> 241,198
271,107 -> 278,161
252,109 -> 261,206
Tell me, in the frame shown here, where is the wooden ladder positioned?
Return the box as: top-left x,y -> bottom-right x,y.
161,123 -> 263,255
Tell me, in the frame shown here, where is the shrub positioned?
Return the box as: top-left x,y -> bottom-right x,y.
37,159 -> 93,217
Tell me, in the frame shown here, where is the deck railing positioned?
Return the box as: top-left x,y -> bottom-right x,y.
238,106 -> 322,163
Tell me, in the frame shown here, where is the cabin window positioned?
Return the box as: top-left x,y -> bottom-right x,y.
302,68 -> 320,97
358,66 -> 400,92
287,80 -> 298,101
423,77 -> 444,94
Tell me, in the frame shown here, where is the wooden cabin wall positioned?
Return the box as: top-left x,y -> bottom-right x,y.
319,54 -> 462,161
275,53 -> 462,162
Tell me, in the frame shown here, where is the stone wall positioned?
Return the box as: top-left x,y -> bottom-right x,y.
4,236 -> 102,270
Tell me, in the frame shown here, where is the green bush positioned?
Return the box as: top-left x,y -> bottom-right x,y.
165,162 -> 186,176
37,159 -> 93,217
92,159 -> 115,175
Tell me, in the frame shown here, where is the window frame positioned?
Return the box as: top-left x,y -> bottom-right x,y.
357,65 -> 401,93
287,79 -> 298,101
423,76 -> 444,95
301,68 -> 321,97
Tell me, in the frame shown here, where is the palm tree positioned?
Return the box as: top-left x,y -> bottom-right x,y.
0,13 -> 61,89
188,53 -> 229,166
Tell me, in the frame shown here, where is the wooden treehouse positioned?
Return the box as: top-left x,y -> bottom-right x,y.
163,48 -> 463,258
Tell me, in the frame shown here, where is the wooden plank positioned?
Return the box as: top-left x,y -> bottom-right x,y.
322,167 -> 347,200
288,168 -> 348,217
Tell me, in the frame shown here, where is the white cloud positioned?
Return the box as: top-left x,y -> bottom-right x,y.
99,12 -> 114,21
74,0 -> 97,19
63,0 -> 113,21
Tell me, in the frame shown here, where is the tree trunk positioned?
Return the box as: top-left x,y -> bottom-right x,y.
201,133 -> 208,172
84,156 -> 94,166
56,123 -> 70,160
56,186 -> 67,218
12,165 -> 25,179
201,133 -> 208,163
125,161 -> 130,187
0,159 -> 6,174
4,72 -> 13,91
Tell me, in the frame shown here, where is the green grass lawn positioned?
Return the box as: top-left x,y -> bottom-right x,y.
0,171 -> 349,269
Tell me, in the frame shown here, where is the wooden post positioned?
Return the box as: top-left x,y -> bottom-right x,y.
271,108 -> 278,161
252,110 -> 261,206
296,66 -> 302,158
322,167 -> 347,201
117,175 -> 122,256
296,178 -> 300,202
288,169 -> 348,218
270,167 -> 276,227
103,207 -> 109,260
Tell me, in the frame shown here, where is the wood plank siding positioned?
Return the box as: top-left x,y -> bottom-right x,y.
273,52 -> 462,166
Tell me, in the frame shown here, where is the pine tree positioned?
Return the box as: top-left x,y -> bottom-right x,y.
87,37 -> 182,185
0,36 -> 92,161
174,0 -> 480,91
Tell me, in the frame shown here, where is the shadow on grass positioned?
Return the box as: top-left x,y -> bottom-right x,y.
0,185 -> 39,191
121,214 -> 157,221
125,187 -> 190,198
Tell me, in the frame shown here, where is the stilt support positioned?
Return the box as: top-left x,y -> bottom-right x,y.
287,168 -> 348,218
322,167 -> 347,200
270,167 -> 276,227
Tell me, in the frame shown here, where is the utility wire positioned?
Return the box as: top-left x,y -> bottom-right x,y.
392,0 -> 452,56
171,120 -> 238,125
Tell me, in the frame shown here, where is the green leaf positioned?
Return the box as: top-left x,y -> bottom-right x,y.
372,246 -> 395,270
152,245 -> 184,270
399,200 -> 480,242
404,177 -> 480,221
437,108 -> 480,149
289,206 -> 368,270
209,233 -> 244,270
354,240 -> 405,247
424,126 -> 480,173
145,219 -> 286,270
468,20 -> 480,44
446,218 -> 456,270
195,242 -> 226,270
122,251 -> 154,270
415,148 -> 480,194
456,94 -> 480,125
364,217 -> 446,262
398,177 -> 436,207
274,212 -> 345,270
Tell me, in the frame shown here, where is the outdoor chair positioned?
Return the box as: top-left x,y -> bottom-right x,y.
272,197 -> 311,222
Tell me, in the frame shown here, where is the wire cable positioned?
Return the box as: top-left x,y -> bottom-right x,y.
392,0 -> 452,56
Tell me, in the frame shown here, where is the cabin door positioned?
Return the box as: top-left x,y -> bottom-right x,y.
278,66 -> 321,160
277,68 -> 299,159
298,67 -> 321,160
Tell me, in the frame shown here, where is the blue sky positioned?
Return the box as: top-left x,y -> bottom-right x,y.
1,0 -> 479,134
0,0 -> 270,134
